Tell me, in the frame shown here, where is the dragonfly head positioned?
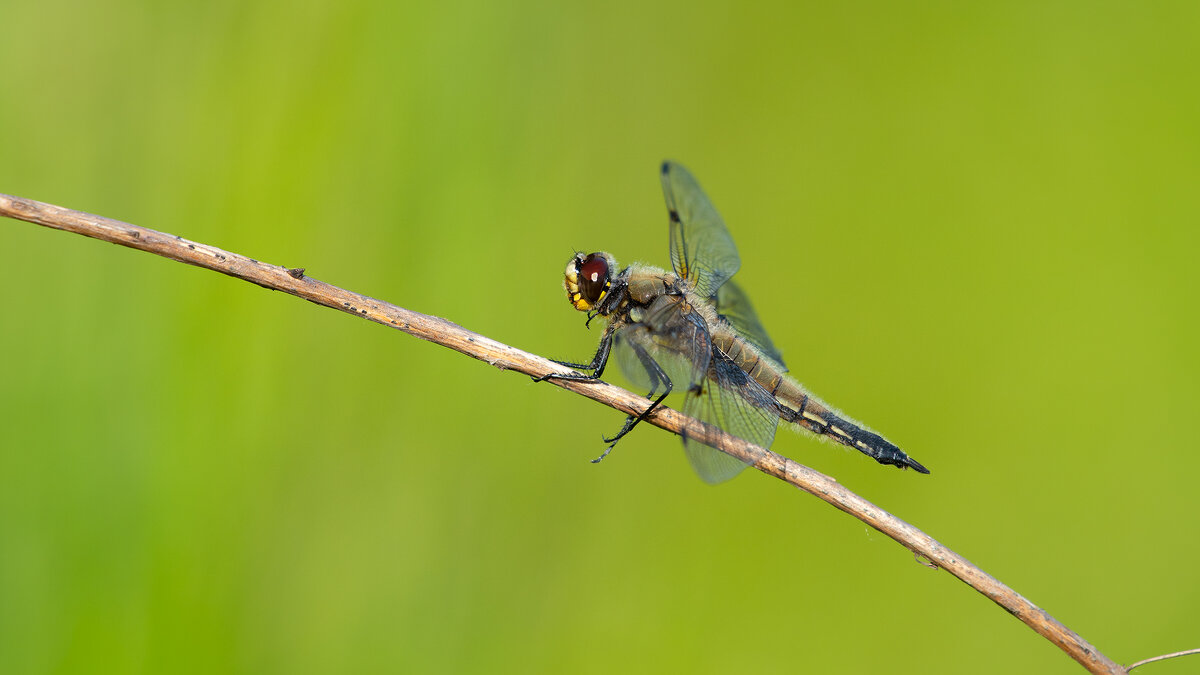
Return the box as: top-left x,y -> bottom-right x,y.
564,252 -> 617,313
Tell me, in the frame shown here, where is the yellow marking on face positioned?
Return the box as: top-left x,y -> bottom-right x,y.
565,266 -> 595,311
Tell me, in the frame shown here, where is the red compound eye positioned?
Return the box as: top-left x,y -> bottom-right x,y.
578,254 -> 610,304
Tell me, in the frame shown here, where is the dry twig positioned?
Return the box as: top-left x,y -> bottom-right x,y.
2,192 -> 1173,675
1126,648 -> 1200,671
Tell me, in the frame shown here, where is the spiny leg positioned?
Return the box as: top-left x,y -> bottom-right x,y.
592,341 -> 673,463
602,342 -> 668,443
533,326 -> 614,383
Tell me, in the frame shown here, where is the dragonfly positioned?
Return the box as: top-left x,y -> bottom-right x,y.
540,161 -> 929,483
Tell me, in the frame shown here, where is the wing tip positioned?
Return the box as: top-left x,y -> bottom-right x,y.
660,160 -> 671,176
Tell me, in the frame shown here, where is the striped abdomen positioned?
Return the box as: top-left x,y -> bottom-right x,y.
711,327 -> 928,473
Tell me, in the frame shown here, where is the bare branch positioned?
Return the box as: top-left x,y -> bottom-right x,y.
1127,648 -> 1200,671
1,192 -> 1128,674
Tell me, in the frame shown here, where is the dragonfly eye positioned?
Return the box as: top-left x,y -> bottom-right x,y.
578,253 -> 610,305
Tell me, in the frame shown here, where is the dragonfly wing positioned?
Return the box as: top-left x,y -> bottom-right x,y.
616,292 -> 778,484
682,351 -> 781,484
661,161 -> 741,299
615,296 -> 712,405
613,329 -> 657,393
716,279 -> 786,369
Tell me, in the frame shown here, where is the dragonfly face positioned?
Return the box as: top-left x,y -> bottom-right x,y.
547,161 -> 928,483
564,252 -> 620,314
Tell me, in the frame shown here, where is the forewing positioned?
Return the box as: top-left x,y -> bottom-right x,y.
661,161 -> 741,299
682,352 -> 781,484
716,279 -> 786,369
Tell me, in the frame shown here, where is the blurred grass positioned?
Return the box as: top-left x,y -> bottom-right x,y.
2,1 -> 1199,673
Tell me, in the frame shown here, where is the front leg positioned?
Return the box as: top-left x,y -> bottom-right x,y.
533,325 -> 615,382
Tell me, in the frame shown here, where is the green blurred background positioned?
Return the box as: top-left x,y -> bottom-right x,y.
2,1 -> 1198,673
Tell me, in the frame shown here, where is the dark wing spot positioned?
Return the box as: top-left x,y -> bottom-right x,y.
660,161 -> 670,176
668,209 -> 681,223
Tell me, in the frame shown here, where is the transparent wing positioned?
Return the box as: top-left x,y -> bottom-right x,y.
615,292 -> 779,484
613,330 -> 655,392
716,279 -> 786,369
661,161 -> 741,299
617,296 -> 711,391
681,352 -> 780,484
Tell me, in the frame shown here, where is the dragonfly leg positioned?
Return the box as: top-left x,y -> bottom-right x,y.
533,370 -> 600,383
593,342 -> 673,462
533,327 -> 614,382
600,388 -> 671,445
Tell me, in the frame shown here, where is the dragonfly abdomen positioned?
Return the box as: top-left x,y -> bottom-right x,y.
711,331 -> 787,392
777,394 -> 929,473
717,332 -> 930,474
